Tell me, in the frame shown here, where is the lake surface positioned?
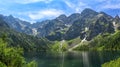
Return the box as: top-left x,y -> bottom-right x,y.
24,51 -> 120,67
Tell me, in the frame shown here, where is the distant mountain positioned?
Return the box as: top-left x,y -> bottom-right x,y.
0,15 -> 9,28
65,8 -> 115,40
3,15 -> 34,35
0,8 -> 120,41
0,16 -> 52,52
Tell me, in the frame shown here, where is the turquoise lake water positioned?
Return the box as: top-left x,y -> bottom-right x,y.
24,51 -> 120,67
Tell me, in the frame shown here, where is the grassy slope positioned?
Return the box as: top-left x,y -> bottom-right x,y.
102,58 -> 120,67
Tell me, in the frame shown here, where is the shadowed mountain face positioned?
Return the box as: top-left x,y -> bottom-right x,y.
0,16 -> 52,52
0,15 -> 9,28
112,15 -> 120,31
0,8 -> 120,41
64,9 -> 115,40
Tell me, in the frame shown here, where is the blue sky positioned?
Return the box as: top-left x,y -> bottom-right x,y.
0,0 -> 120,23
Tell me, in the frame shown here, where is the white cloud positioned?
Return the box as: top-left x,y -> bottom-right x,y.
64,1 -> 74,9
16,0 -> 53,4
19,17 -> 36,24
103,4 -> 120,9
28,9 -> 64,20
64,0 -> 90,13
1,0 -> 53,4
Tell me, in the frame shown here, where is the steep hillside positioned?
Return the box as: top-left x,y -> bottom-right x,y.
65,9 -> 114,40
0,16 -> 52,52
74,30 -> 120,51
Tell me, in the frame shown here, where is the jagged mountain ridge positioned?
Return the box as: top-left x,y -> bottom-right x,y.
0,12 -> 80,39
65,10 -> 115,40
0,14 -> 34,35
112,15 -> 120,31
1,8 -> 120,41
0,17 -> 52,52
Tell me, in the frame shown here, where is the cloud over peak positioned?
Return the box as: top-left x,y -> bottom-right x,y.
28,9 -> 64,20
64,0 -> 90,13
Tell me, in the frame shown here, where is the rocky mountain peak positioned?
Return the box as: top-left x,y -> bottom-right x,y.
68,13 -> 80,18
8,15 -> 14,18
81,8 -> 98,17
57,14 -> 67,19
0,17 -> 9,28
115,15 -> 120,20
56,14 -> 67,24
113,15 -> 120,23
98,12 -> 113,21
113,15 -> 120,31
81,8 -> 98,19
